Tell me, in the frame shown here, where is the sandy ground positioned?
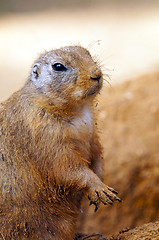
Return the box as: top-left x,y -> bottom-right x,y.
0,4 -> 159,101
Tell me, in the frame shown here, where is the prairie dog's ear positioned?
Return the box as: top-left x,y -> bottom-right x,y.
32,63 -> 41,78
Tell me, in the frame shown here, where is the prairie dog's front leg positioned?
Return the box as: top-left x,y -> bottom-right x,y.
82,168 -> 121,211
53,149 -> 121,211
90,133 -> 103,180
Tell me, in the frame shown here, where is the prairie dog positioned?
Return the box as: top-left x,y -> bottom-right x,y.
0,46 -> 120,240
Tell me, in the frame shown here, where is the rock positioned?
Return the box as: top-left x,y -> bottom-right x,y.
75,221 -> 159,239
109,221 -> 159,240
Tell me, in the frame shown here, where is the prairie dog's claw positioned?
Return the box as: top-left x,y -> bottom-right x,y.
88,183 -> 121,211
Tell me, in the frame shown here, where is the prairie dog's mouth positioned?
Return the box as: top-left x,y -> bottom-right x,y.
85,84 -> 101,97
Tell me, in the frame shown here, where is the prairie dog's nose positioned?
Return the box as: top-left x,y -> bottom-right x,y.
90,68 -> 102,82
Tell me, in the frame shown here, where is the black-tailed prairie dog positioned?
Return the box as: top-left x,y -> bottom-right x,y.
0,46 -> 121,240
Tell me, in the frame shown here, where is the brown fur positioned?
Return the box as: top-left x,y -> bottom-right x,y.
0,46 -> 120,240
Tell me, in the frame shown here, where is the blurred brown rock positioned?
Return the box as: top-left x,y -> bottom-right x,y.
78,72 -> 159,236
75,222 -> 159,239
109,221 -> 159,240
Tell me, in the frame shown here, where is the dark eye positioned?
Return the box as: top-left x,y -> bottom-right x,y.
52,63 -> 67,72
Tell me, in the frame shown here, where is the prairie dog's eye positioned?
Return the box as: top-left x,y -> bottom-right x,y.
52,63 -> 67,72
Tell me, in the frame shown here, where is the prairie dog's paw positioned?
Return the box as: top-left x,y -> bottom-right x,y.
88,183 -> 121,211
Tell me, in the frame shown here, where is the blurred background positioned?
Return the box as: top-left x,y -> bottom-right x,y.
0,0 -> 159,101
1,1 -> 159,238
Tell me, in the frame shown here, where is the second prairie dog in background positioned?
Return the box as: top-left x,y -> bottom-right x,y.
0,46 -> 121,240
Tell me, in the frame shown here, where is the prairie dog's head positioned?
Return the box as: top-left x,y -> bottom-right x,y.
30,46 -> 103,107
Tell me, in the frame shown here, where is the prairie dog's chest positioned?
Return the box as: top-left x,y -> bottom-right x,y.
69,105 -> 94,135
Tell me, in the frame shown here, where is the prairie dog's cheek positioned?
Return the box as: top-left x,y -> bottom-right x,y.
73,89 -> 84,100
